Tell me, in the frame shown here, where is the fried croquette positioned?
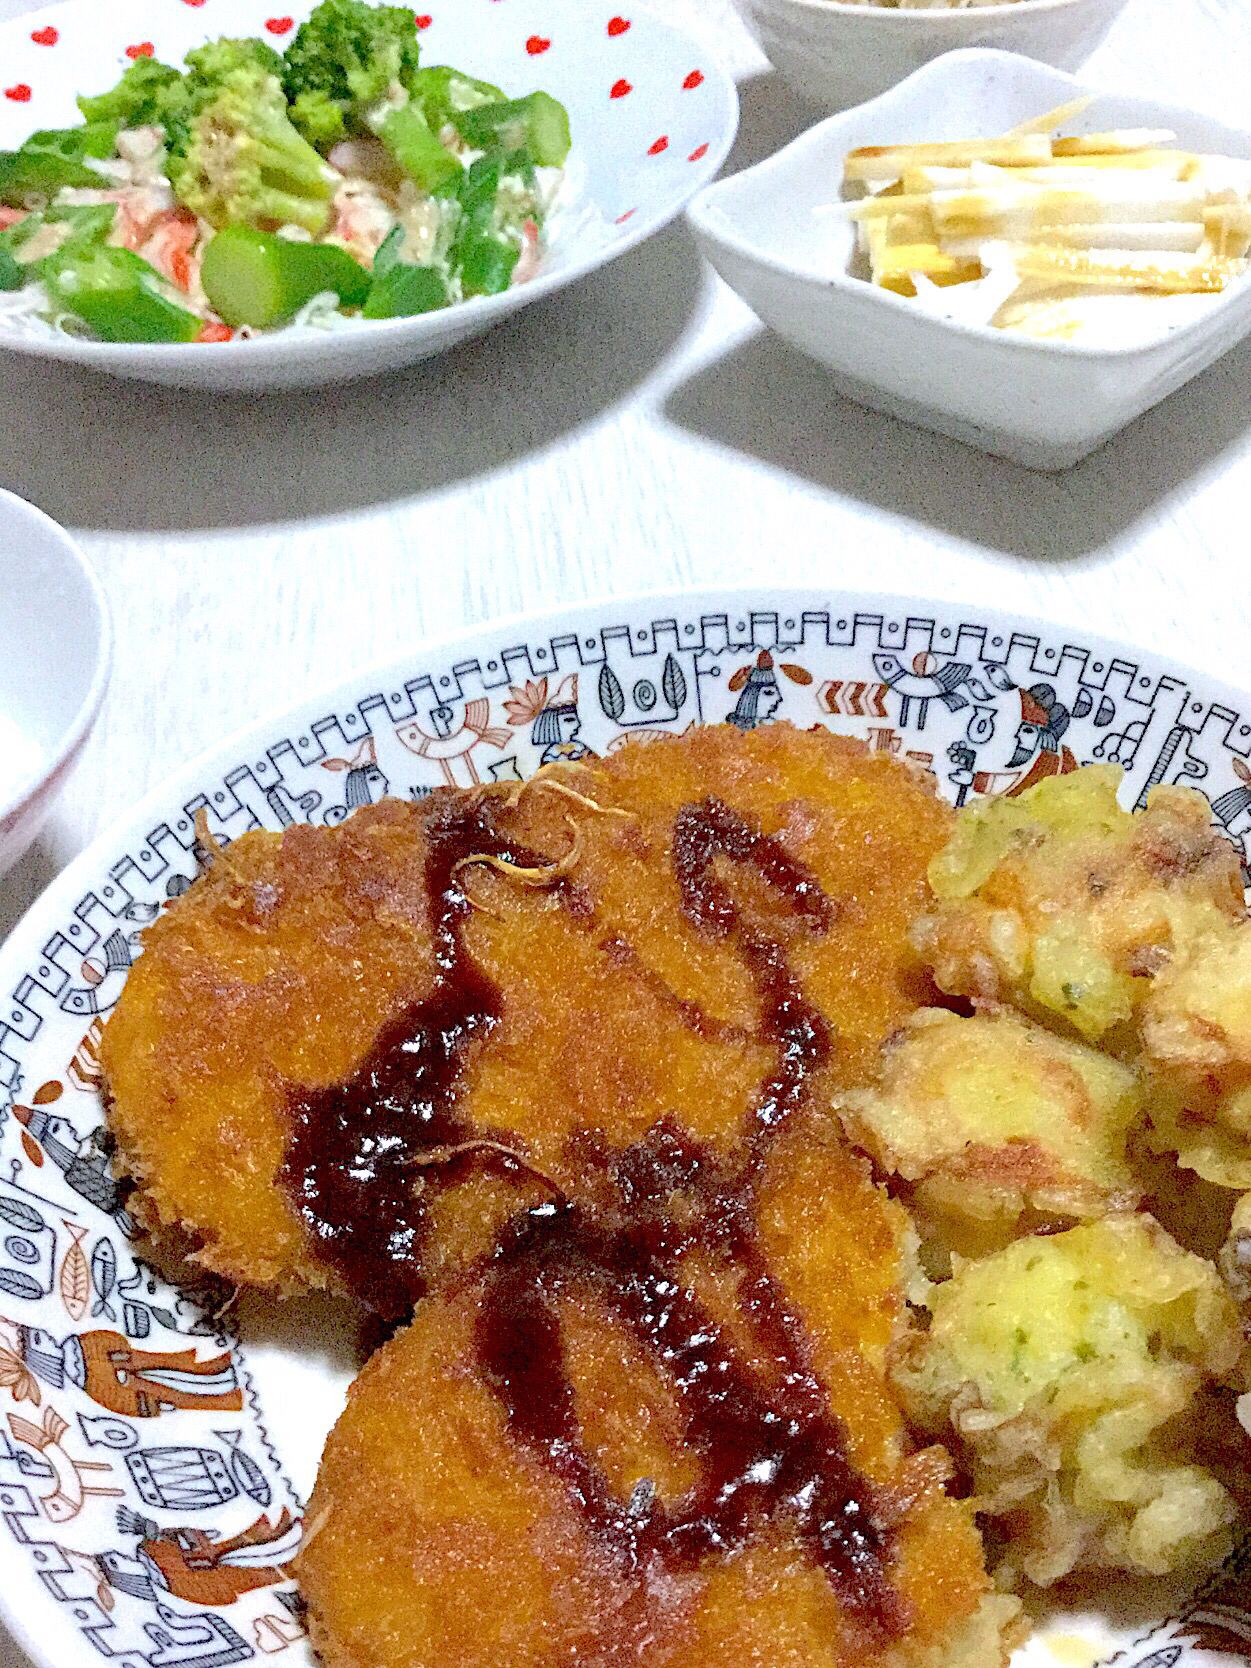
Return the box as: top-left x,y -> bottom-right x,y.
894,1215 -> 1242,1586
912,766 -> 1243,1043
300,1112 -> 1020,1668
1140,919 -> 1251,1188
101,725 -> 951,1310
834,1008 -> 1142,1262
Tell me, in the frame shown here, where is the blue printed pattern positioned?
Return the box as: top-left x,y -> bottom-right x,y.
3,602 -> 1251,1668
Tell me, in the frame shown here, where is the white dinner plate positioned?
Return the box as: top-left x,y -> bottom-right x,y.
1,587 -> 1250,1668
0,0 -> 738,389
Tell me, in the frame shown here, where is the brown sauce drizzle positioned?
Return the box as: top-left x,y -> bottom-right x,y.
280,801 -> 550,1318
478,1201 -> 900,1630
671,796 -> 834,1140
281,789 -> 899,1626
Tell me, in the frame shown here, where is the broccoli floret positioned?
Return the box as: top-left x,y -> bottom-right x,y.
289,88 -> 347,151
77,56 -> 183,128
157,36 -> 288,158
281,0 -> 464,193
183,36 -> 286,89
165,65 -> 337,236
282,0 -> 421,126
158,39 -> 297,155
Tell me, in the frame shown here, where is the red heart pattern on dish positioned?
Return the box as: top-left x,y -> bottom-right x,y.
0,1 -> 728,289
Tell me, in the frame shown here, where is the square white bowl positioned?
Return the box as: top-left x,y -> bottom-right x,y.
686,49 -> 1251,470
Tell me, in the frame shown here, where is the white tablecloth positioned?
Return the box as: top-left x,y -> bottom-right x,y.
1,0 -> 1249,1657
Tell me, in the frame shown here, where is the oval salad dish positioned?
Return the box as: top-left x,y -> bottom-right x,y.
3,586 -> 1251,1668
0,0 -> 738,389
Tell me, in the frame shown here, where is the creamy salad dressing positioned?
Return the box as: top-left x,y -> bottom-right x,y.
0,139 -> 580,341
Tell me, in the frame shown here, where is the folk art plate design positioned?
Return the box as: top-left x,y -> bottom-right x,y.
3,588 -> 1251,1668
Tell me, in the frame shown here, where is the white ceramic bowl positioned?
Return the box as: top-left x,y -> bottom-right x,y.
0,0 -> 738,391
0,488 -> 110,875
732,0 -> 1129,111
687,49 -> 1251,470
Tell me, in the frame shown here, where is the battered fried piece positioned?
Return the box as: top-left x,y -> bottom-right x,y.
101,725 -> 951,1307
300,1111 -> 1020,1668
1140,919 -> 1251,1187
912,766 -> 1243,1044
894,1216 -> 1242,1586
835,1007 -> 1142,1263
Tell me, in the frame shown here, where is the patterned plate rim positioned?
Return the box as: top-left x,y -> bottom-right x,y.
4,581 -> 1251,1668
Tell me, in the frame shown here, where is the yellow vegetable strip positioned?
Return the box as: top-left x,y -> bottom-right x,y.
1009,244 -> 1247,292
1052,128 -> 1177,155
843,135 -> 1053,184
848,182 -> 1208,233
1003,98 -> 1092,137
903,158 -> 1192,192
870,243 -> 983,282
941,222 -> 1206,254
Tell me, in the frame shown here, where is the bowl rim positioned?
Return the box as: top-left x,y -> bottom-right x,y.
748,0 -> 1120,22
0,487 -> 112,836
687,47 -> 1251,363
0,0 -> 740,373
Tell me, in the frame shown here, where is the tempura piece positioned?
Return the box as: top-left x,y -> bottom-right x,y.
913,766 -> 1243,1043
894,1216 -> 1242,1585
301,1111 -> 1021,1668
835,1007 -> 1142,1260
1141,919 -> 1251,1187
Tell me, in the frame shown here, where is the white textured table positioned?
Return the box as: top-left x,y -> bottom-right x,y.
1,0 -> 1249,1658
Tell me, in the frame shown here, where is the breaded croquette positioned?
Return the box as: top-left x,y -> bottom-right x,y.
912,766 -> 1243,1043
300,1111 -> 1020,1668
894,1216 -> 1242,1586
101,725 -> 951,1311
1141,920 -> 1251,1188
834,1008 -> 1142,1262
